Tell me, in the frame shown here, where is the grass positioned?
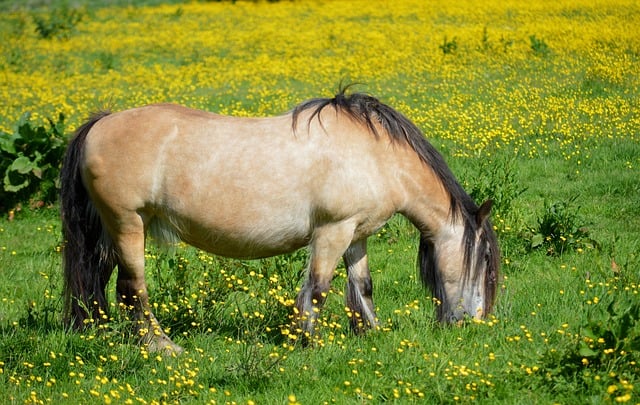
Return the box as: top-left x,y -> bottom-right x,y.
1,0 -> 640,403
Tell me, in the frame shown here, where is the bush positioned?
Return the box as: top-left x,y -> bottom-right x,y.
439,35 -> 458,55
528,196 -> 596,255
32,5 -> 83,40
0,112 -> 67,212
541,277 -> 640,397
467,156 -> 526,219
529,34 -> 550,56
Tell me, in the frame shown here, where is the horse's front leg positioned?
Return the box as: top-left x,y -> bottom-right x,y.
344,239 -> 379,334
294,221 -> 355,340
112,219 -> 183,354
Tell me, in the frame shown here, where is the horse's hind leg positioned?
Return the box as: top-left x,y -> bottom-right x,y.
112,214 -> 183,354
344,239 -> 379,334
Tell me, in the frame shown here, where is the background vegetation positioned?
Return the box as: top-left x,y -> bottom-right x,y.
1,0 -> 639,403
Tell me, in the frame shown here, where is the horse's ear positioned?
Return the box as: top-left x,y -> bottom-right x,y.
476,200 -> 493,226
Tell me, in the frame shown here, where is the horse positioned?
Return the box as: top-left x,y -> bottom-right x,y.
60,90 -> 499,353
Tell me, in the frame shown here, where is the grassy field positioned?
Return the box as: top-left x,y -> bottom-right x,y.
1,0 -> 640,403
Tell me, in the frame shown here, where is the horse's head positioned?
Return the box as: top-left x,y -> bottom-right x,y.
419,200 -> 499,323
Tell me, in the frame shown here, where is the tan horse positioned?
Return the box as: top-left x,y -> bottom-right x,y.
60,91 -> 499,353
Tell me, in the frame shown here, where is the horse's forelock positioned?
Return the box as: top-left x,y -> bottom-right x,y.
480,219 -> 500,312
462,211 -> 500,310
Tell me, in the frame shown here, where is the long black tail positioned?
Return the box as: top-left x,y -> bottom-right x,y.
60,111 -> 115,329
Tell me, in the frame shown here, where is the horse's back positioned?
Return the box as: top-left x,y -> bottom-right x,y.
81,103 -> 400,257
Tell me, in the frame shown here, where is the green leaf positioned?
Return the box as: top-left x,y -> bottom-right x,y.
3,155 -> 42,192
0,132 -> 18,155
4,171 -> 30,192
579,342 -> 598,358
581,327 -> 597,340
9,155 -> 37,174
531,233 -> 544,248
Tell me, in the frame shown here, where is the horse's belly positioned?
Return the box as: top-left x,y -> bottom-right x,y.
163,204 -> 313,260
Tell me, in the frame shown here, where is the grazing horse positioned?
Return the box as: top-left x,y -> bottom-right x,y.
60,90 -> 499,353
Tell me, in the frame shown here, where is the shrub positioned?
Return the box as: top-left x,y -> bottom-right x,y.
542,277 -> 640,391
529,34 -> 550,56
467,156 -> 527,219
580,294 -> 640,368
32,5 -> 83,40
528,196 -> 595,255
439,35 -> 458,55
0,112 -> 67,212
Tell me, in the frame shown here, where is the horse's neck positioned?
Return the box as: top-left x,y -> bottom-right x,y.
397,160 -> 457,238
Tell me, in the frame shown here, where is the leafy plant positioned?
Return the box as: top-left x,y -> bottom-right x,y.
529,34 -> 550,56
32,5 -> 83,40
95,50 -> 119,71
542,280 -> 640,382
580,297 -> 640,366
479,25 -> 491,52
467,156 -> 527,219
498,35 -> 514,54
528,196 -> 595,255
0,112 -> 67,211
439,35 -> 458,55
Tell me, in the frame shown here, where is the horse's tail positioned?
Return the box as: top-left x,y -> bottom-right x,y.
60,111 -> 116,329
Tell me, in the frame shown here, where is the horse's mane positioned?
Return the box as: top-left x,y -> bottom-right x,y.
292,88 -> 477,221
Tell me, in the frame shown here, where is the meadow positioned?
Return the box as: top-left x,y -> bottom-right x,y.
1,0 -> 640,403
